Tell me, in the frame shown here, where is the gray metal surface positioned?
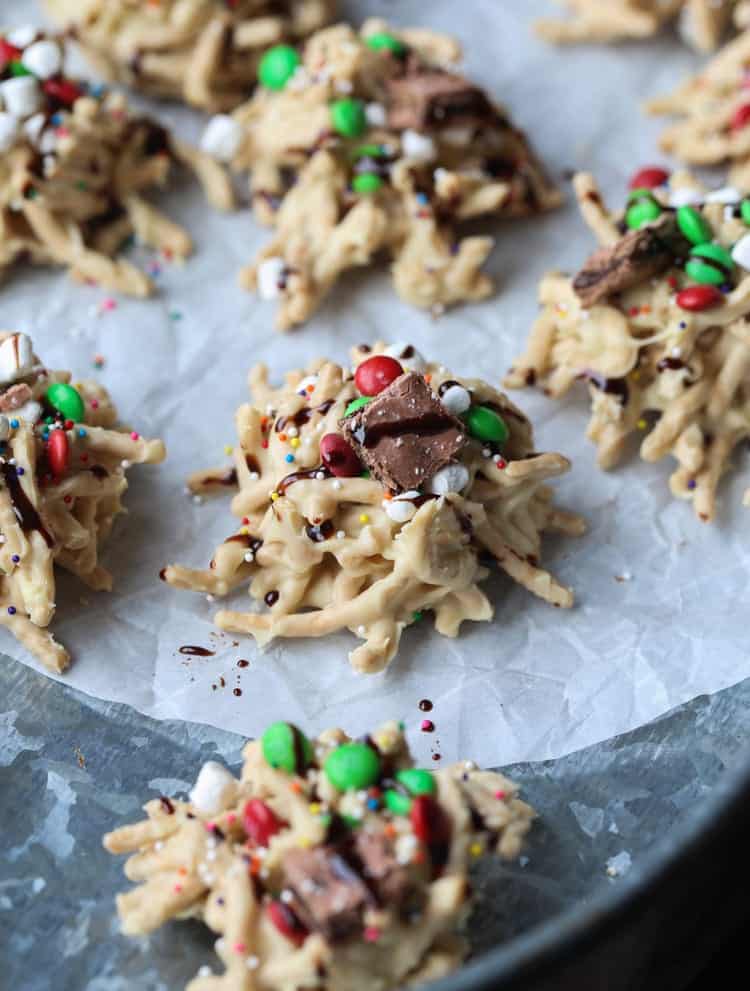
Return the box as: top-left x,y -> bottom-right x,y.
2,653 -> 748,990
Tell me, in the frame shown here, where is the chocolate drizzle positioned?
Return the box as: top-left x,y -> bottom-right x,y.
0,463 -> 54,547
277,465 -> 331,495
305,519 -> 334,543
275,399 -> 335,433
584,372 -> 630,405
178,645 -> 215,657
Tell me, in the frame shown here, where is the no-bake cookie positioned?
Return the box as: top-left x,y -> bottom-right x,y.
0,28 -> 231,295
535,0 -> 738,52
44,0 -> 336,111
0,330 -> 165,671
163,343 -> 584,673
198,20 -> 560,330
505,169 -> 750,520
646,26 -> 750,190
104,718 -> 534,991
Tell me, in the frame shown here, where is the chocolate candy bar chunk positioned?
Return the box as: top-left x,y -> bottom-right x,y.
573,214 -> 689,308
341,372 -> 466,492
353,830 -> 417,905
387,70 -> 493,132
282,845 -> 375,940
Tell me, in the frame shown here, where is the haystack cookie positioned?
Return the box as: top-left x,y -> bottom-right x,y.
535,0 -> 737,52
44,0 -> 336,112
505,168 -> 750,521
0,330 -> 165,672
162,344 -> 584,674
0,28 -> 232,296
198,20 -> 560,330
645,26 -> 750,190
104,718 -> 534,991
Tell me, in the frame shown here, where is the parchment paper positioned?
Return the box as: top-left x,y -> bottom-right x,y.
2,0 -> 748,769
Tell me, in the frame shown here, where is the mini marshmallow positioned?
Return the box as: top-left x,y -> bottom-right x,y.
21,40 -> 63,80
200,114 -> 243,162
732,233 -> 750,271
0,76 -> 42,119
0,112 -> 19,153
365,102 -> 386,127
668,187 -> 704,208
705,186 -> 742,205
0,416 -> 10,442
13,400 -> 42,425
439,383 -> 471,415
384,494 -> 419,523
6,26 -> 38,49
257,257 -> 286,300
23,113 -> 45,144
427,463 -> 470,495
384,342 -> 427,373
401,129 -> 437,162
0,333 -> 34,384
188,761 -> 238,816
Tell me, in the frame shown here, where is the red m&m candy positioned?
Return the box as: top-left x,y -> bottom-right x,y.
0,40 -> 22,71
43,78 -> 83,107
243,798 -> 284,847
320,433 -> 362,477
731,104 -> 750,132
354,355 -> 403,396
675,286 -> 724,311
266,900 -> 308,945
47,429 -> 69,478
628,167 -> 670,190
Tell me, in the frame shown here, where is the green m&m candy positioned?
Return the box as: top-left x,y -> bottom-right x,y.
330,98 -> 367,138
741,199 -> 750,225
353,173 -> 383,194
261,721 -> 313,774
45,382 -> 85,423
9,61 -> 32,77
463,405 -> 509,445
676,205 -> 712,246
324,742 -> 381,790
685,242 -> 735,286
385,768 -> 436,815
344,395 -> 372,417
352,143 -> 385,160
625,190 -> 662,231
365,32 -> 407,56
258,44 -> 300,90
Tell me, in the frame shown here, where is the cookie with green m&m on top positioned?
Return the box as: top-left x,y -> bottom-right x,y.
505,166 -> 750,521
104,718 -> 535,991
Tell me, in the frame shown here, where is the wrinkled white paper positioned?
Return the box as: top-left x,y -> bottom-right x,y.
2,0 -> 748,768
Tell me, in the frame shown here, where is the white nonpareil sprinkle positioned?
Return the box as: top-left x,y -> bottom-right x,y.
189,761 -> 237,816
200,114 -> 243,162
426,463 -> 470,495
21,40 -> 62,80
280,889 -> 294,903
246,956 -> 260,970
0,112 -> 19,153
248,471 -> 259,481
257,257 -> 286,300
121,460 -> 131,469
365,102 -> 386,127
243,551 -> 254,563
401,129 -> 437,162
332,479 -> 342,490
439,383 -> 471,415
192,495 -> 204,505
0,76 -> 41,119
197,966 -> 213,978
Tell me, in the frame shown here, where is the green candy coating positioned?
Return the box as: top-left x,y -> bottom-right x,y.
365,32 -> 407,55
396,767 -> 436,796
625,195 -> 662,231
463,405 -> 509,445
685,242 -> 735,287
353,173 -> 383,194
261,721 -> 313,774
741,199 -> 750,226
676,205 -> 712,246
330,98 -> 367,138
344,395 -> 372,417
384,790 -> 412,816
352,143 -> 385,160
45,383 -> 85,423
9,61 -> 32,77
324,742 -> 381,791
258,44 -> 300,90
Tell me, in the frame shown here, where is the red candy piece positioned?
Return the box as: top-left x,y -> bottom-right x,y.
354,355 -> 403,397
243,798 -> 284,847
319,432 -> 362,477
731,104 -> 750,132
47,429 -> 70,478
266,900 -> 308,946
0,40 -> 22,70
43,78 -> 83,107
628,167 -> 670,190
676,286 -> 724,311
